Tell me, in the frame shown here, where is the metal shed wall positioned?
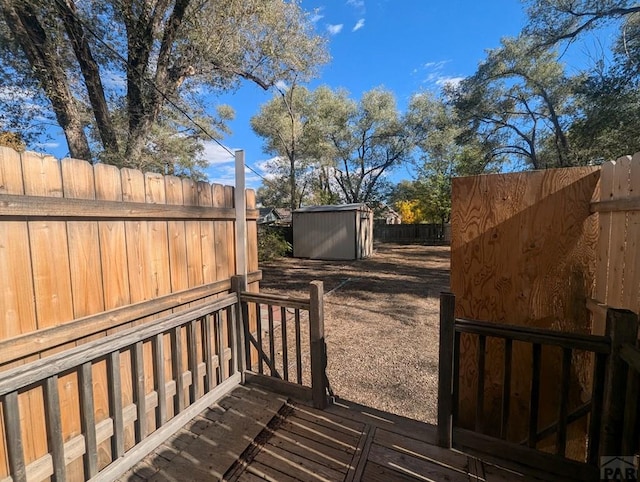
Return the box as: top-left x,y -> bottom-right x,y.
293,205 -> 373,260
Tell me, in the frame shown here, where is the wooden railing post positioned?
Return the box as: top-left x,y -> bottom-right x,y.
437,292 -> 456,448
232,275 -> 248,384
309,281 -> 327,409
601,307 -> 639,457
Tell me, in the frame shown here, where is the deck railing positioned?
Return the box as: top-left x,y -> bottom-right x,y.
237,280 -> 328,409
437,292 -> 639,482
0,294 -> 242,482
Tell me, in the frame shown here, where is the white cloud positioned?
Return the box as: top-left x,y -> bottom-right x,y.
347,0 -> 366,13
202,144 -> 266,189
310,8 -> 324,23
416,59 -> 463,90
200,141 -> 235,166
423,60 -> 450,70
34,141 -> 60,150
436,76 -> 464,89
326,24 -> 344,35
352,18 -> 365,32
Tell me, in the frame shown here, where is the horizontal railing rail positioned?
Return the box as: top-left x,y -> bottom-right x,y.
0,293 -> 243,482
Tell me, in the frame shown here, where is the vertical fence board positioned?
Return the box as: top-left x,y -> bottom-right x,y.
93,163 -> 128,468
0,148 -> 36,342
165,176 -> 189,298
622,154 -> 640,315
607,157 -> 631,310
198,182 -> 217,287
182,179 -> 204,289
61,158 -> 102,480
224,186 -> 236,278
594,161 -> 616,328
120,168 -> 146,450
62,158 -> 105,318
0,149 -> 35,478
22,152 -> 74,469
94,163 -> 131,313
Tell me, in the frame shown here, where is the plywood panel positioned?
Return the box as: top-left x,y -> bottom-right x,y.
450,166 -> 600,454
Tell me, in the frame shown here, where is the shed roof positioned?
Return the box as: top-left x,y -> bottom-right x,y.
294,203 -> 370,213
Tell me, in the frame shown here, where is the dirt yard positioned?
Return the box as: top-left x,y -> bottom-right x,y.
259,243 -> 450,424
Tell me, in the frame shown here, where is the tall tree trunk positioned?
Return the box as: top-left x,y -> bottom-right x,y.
1,0 -> 91,160
54,0 -> 119,159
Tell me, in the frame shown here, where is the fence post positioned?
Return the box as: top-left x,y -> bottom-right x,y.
309,281 -> 328,409
231,275 -> 248,384
437,291 -> 456,448
600,307 -> 639,458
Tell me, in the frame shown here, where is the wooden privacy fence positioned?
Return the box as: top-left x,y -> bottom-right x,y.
590,153 -> 640,334
438,292 -> 640,482
373,223 -> 449,244
0,146 -> 263,480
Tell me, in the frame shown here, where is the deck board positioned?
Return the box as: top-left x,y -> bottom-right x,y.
121,382 -> 589,481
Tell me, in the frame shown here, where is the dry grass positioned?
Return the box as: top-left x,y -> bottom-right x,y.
259,243 -> 450,424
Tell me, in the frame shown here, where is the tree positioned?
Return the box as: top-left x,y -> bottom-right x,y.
251,82 -> 316,210
451,37 -> 576,169
406,92 -> 499,225
524,0 -> 640,47
0,0 -> 327,175
317,87 -> 413,204
569,70 -> 640,163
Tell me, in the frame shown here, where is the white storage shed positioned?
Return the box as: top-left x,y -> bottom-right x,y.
292,204 -> 374,260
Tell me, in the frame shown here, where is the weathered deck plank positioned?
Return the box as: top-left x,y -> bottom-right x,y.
121,382 -> 590,482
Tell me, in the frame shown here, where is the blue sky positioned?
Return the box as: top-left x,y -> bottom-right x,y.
204,0 -> 531,188
39,1 -> 613,190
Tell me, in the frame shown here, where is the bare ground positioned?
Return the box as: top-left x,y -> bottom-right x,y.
259,243 -> 450,424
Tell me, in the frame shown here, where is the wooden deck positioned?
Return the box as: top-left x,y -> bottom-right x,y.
118,383 -> 579,482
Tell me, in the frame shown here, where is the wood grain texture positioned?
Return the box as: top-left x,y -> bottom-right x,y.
0,146 -> 258,481
607,157 -> 631,310
451,166 -> 600,456
624,154 -> 640,316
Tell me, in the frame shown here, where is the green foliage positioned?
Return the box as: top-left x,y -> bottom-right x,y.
253,86 -> 411,206
258,226 -> 292,262
404,92 -> 499,225
0,131 -> 25,152
0,0 -> 328,173
450,36 -> 575,169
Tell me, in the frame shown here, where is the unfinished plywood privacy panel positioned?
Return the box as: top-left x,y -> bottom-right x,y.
450,166 -> 600,456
